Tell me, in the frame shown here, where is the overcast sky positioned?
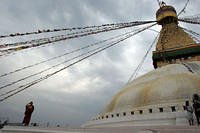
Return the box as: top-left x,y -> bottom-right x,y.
0,0 -> 199,127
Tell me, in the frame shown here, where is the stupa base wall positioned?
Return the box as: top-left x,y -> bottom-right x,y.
82,111 -> 193,128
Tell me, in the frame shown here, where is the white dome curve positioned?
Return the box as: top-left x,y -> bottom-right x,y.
100,61 -> 200,115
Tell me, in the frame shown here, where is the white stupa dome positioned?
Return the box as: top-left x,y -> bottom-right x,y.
83,61 -> 200,127
101,61 -> 200,114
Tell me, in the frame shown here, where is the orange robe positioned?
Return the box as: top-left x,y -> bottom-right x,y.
22,104 -> 34,125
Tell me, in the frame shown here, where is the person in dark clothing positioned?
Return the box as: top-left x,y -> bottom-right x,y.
22,101 -> 34,126
0,120 -> 4,129
193,94 -> 200,125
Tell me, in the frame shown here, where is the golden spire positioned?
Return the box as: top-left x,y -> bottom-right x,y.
152,4 -> 199,68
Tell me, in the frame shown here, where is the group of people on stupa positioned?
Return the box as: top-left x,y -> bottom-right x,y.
185,94 -> 200,126
21,94 -> 200,127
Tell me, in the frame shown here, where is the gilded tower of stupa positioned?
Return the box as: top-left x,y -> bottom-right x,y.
83,3 -> 200,128
153,4 -> 200,68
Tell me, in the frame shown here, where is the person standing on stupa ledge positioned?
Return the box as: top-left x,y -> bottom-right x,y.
22,101 -> 34,126
185,101 -> 194,126
193,94 -> 200,126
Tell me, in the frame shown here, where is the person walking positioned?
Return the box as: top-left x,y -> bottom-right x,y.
22,101 -> 34,126
185,101 -> 194,125
193,94 -> 200,125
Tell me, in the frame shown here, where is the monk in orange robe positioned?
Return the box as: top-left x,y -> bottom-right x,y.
22,101 -> 34,126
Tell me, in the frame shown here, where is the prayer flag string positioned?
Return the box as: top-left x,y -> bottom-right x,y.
0,21 -> 154,56
0,27 -> 144,78
0,21 -> 155,39
0,24 -> 156,102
